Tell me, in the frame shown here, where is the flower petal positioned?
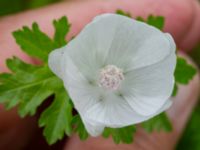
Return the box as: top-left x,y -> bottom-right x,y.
59,14 -> 125,82
161,99 -> 173,111
62,55 -> 173,132
92,14 -> 175,71
82,117 -> 105,137
120,51 -> 176,116
62,55 -> 102,114
84,94 -> 172,129
83,93 -> 145,127
58,14 -> 175,81
49,14 -> 176,135
48,47 -> 66,78
61,56 -> 106,136
62,57 -> 151,127
165,33 -> 176,51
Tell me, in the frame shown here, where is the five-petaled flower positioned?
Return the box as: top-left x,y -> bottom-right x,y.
48,14 -> 176,136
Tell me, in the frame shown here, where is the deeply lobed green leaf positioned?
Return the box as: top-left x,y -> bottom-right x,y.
12,16 -> 70,63
102,125 -> 136,144
116,10 -> 165,30
39,89 -> 73,144
0,16 -> 71,144
72,115 -> 89,140
0,57 -> 63,116
53,16 -> 71,47
116,9 -> 132,18
142,113 -> 172,132
13,23 -> 55,62
136,15 -> 164,30
175,57 -> 197,84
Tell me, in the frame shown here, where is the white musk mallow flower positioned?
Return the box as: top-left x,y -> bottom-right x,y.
48,14 -> 176,136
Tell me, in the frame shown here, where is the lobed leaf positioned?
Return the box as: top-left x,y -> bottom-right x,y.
146,15 -> 164,30
116,10 -> 165,30
12,16 -> 70,63
116,9 -> 132,18
72,115 -> 89,141
39,89 -> 73,144
0,16 -> 72,144
13,23 -> 55,62
102,125 -> 136,144
142,112 -> 172,132
53,16 -> 71,47
0,57 -> 63,116
175,57 -> 197,84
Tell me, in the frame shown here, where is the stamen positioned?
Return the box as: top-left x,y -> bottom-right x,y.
98,65 -> 124,91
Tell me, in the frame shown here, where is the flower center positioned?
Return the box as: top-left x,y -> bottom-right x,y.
98,65 -> 124,91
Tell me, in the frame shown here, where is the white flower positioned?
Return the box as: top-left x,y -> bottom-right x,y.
48,14 -> 176,136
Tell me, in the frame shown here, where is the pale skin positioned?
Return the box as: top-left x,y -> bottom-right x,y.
0,0 -> 200,149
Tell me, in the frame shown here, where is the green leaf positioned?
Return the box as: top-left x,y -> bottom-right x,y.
177,106 -> 200,150
175,57 -> 197,84
0,57 -> 62,116
142,112 -> 172,132
13,23 -> 55,62
116,10 -> 164,30
12,16 -> 70,62
172,83 -> 178,97
116,9 -> 132,18
137,15 -> 165,30
146,15 -> 164,30
6,56 -> 39,72
102,125 -> 136,144
72,115 -> 89,140
39,88 -> 73,144
136,16 -> 145,22
0,16 -> 73,145
53,16 -> 71,47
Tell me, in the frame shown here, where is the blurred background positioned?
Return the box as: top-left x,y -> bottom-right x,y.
0,0 -> 62,16
1,0 -> 200,150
